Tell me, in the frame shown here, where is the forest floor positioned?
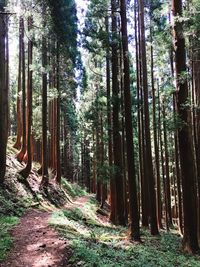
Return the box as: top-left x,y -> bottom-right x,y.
0,209 -> 70,267
0,196 -> 90,267
1,193 -> 200,267
1,140 -> 200,266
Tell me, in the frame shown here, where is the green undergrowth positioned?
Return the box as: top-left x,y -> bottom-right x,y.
0,216 -> 19,261
50,198 -> 200,267
2,138 -> 87,214
0,139 -> 89,262
0,187 -> 33,216
61,179 -> 87,198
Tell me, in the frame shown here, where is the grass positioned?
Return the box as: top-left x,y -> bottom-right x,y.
50,198 -> 200,267
61,179 -> 87,198
0,216 -> 19,262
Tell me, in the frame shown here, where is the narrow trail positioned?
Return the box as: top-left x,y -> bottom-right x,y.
1,196 -> 90,267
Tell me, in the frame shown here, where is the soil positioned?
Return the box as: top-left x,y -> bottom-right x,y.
0,196 -> 92,267
0,209 -> 71,267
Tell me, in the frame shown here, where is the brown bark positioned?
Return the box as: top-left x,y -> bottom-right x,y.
0,5 -> 8,182
96,125 -> 101,202
192,40 -> 200,244
41,8 -> 49,187
19,16 -> 33,179
172,0 -> 199,253
137,0 -> 149,227
150,26 -> 162,229
139,0 -> 159,235
17,18 -> 26,163
55,44 -> 61,184
14,18 -> 23,150
158,90 -> 169,231
120,0 -> 140,240
106,16 -> 116,223
92,128 -> 97,194
111,0 -> 125,226
100,112 -> 106,208
162,104 -> 172,226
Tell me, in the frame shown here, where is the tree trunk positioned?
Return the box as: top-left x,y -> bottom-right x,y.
106,16 -> 116,223
120,0 -> 140,240
55,43 -> 61,184
150,26 -> 162,229
111,0 -> 125,226
19,16 -> 33,179
14,17 -> 23,150
0,3 -> 8,182
139,0 -> 159,235
172,0 -> 199,253
17,18 -> 26,163
162,104 -> 172,226
41,7 -> 49,187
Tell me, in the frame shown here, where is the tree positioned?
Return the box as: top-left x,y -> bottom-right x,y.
138,0 -> 159,235
111,0 -> 125,226
120,0 -> 140,240
19,16 -> 33,179
13,17 -> 23,150
17,18 -> 26,163
172,0 -> 199,253
41,4 -> 49,187
0,1 -> 8,182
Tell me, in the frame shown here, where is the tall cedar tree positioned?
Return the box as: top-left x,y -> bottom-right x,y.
106,16 -> 116,223
17,18 -> 26,163
13,17 -> 23,150
0,1 -> 8,182
55,44 -> 61,184
120,0 -> 140,240
138,0 -> 159,235
172,0 -> 199,253
111,0 -> 126,226
20,16 -> 33,178
41,5 -> 49,186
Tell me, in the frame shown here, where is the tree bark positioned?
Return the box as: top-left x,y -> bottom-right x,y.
14,17 -> 23,150
150,26 -> 162,229
17,18 -> 26,163
0,3 -> 8,182
120,0 -> 140,240
111,0 -> 125,226
19,16 -> 33,179
162,104 -> 172,226
172,0 -> 199,253
41,7 -> 49,187
55,43 -> 61,184
106,16 -> 116,223
139,0 -> 159,235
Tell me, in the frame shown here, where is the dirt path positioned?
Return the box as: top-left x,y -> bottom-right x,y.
0,196 -> 91,267
0,209 -> 70,267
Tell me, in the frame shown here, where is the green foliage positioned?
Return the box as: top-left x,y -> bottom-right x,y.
83,0 -> 110,54
0,189 -> 25,216
0,216 -> 19,261
61,179 -> 87,198
50,198 -> 200,267
47,0 -> 78,64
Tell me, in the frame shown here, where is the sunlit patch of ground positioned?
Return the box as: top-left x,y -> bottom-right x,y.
0,210 -> 70,267
50,197 -> 200,267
